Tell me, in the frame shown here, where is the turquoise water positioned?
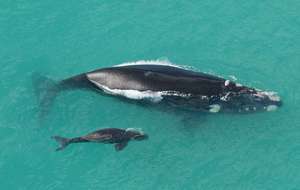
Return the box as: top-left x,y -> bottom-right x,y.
1,1 -> 300,189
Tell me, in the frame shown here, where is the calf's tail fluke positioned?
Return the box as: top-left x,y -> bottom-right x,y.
52,136 -> 71,151
32,73 -> 61,121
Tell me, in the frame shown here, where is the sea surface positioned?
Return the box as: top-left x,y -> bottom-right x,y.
0,1 -> 300,189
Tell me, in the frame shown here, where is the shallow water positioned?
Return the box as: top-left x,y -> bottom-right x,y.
1,1 -> 300,189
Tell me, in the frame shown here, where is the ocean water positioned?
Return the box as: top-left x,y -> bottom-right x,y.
0,1 -> 300,189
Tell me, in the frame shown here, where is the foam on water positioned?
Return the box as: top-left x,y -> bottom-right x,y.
254,90 -> 281,103
114,59 -> 197,71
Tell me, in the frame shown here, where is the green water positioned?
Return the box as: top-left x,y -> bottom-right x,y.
1,1 -> 300,189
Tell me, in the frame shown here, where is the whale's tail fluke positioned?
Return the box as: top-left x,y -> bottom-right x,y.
32,73 -> 62,122
52,136 -> 71,151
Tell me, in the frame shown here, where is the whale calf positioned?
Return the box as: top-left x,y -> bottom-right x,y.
52,128 -> 148,151
33,61 -> 282,116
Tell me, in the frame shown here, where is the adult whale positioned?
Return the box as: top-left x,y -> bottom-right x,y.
33,62 -> 282,117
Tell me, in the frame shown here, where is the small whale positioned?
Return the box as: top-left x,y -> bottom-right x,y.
33,62 -> 282,118
52,128 -> 148,151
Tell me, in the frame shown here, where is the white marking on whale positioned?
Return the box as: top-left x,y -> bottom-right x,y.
89,79 -> 194,103
220,92 -> 231,102
267,105 -> 278,111
209,104 -> 221,113
126,128 -> 145,135
225,80 -> 230,86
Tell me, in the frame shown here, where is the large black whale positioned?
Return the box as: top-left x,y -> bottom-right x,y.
34,63 -> 282,116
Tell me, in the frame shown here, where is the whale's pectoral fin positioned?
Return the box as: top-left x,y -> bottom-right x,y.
114,142 -> 128,151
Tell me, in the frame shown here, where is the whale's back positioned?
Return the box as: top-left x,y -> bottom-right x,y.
86,64 -> 226,96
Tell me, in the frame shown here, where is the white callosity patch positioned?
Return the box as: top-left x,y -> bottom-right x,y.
225,80 -> 230,86
267,105 -> 278,111
220,92 -> 231,101
209,104 -> 221,113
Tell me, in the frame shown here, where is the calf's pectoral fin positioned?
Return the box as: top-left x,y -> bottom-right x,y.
114,142 -> 128,151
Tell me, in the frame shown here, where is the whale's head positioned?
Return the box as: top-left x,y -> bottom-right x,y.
125,128 -> 149,141
216,81 -> 282,113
